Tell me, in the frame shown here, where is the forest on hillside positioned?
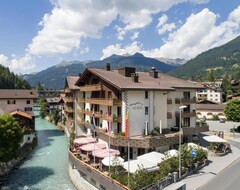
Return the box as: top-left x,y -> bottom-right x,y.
168,36 -> 240,80
0,65 -> 30,89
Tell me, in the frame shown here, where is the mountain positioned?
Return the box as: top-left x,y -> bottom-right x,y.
168,35 -> 240,80
0,64 -> 30,89
155,57 -> 186,66
24,53 -> 178,89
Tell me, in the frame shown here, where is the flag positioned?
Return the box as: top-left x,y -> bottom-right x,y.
125,111 -> 129,139
108,107 -> 111,133
92,113 -> 96,130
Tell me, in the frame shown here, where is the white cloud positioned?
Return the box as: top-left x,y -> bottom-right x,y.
157,14 -> 176,35
28,0 -> 209,53
157,6 -> 240,59
130,32 -> 139,41
0,54 -> 36,74
101,41 -> 142,59
101,6 -> 240,61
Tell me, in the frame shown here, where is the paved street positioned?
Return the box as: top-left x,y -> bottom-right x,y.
199,157 -> 240,190
182,120 -> 240,190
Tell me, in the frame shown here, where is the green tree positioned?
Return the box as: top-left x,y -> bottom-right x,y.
0,114 -> 24,162
38,99 -> 48,119
224,99 -> 240,122
52,108 -> 61,125
69,128 -> 75,150
208,69 -> 215,82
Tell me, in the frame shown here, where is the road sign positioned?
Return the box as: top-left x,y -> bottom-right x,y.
192,150 -> 197,157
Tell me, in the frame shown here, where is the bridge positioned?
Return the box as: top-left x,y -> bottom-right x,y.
37,90 -> 63,98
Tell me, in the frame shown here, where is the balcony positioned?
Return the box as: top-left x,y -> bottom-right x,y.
167,98 -> 172,104
175,98 -> 196,104
64,105 -> 73,113
97,128 -> 179,149
64,97 -> 74,103
181,98 -> 196,104
80,84 -> 102,92
76,119 -> 93,129
77,98 -> 122,106
175,111 -> 196,118
167,112 -> 172,119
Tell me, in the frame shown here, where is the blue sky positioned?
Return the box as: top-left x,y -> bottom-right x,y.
0,0 -> 240,74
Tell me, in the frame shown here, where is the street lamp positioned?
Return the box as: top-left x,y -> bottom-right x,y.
179,105 -> 187,180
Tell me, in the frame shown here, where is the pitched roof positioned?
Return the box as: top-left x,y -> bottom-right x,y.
46,97 -> 63,104
78,68 -> 203,91
10,110 -> 34,119
66,76 -> 80,90
196,104 -> 225,111
0,90 -> 38,99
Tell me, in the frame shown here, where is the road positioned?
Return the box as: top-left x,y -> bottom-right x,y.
199,156 -> 240,190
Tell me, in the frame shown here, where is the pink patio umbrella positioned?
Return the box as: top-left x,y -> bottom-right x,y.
92,148 -> 120,158
74,137 -> 96,145
80,143 -> 106,152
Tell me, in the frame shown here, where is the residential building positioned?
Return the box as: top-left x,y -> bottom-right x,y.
72,65 -> 206,158
196,81 -> 223,103
0,89 -> 38,145
63,76 -> 80,132
196,100 -> 226,119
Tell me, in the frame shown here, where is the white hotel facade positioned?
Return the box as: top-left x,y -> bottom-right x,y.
64,65 -> 207,159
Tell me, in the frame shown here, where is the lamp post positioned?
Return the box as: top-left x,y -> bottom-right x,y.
179,105 -> 187,180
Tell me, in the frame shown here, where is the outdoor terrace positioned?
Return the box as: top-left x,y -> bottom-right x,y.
97,128 -> 179,149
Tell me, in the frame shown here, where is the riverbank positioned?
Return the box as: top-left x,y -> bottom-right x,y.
0,135 -> 38,185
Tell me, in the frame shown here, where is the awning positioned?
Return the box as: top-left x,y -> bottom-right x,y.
164,149 -> 178,157
80,143 -> 106,152
101,156 -> 124,166
203,135 -> 227,143
122,159 -> 159,173
137,151 -> 165,165
74,137 -> 96,145
187,143 -> 208,152
92,148 -> 120,158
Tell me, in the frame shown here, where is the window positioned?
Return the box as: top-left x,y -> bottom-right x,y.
145,107 -> 149,115
183,91 -> 190,99
26,100 -> 31,104
215,94 -> 218,97
145,91 -> 148,99
7,100 -> 16,104
25,107 -> 32,111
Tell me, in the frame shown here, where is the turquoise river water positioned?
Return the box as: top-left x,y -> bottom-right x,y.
2,114 -> 76,190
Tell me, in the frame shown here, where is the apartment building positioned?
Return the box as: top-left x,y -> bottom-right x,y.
67,65 -> 206,158
63,76 -> 80,132
196,81 -> 223,103
0,89 -> 38,145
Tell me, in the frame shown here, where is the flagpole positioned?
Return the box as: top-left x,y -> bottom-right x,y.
126,111 -> 130,187
108,106 -> 111,172
92,111 -> 96,165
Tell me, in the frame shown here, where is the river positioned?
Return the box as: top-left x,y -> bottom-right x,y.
2,114 -> 76,190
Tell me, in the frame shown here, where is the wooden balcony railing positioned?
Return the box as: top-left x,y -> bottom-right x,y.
175,111 -> 196,118
63,97 -> 74,103
175,98 -> 196,104
181,98 -> 196,104
77,98 -> 122,106
76,109 -> 122,123
64,105 -> 73,113
80,84 -> 102,92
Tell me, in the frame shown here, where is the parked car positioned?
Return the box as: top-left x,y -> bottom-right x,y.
219,118 -> 225,123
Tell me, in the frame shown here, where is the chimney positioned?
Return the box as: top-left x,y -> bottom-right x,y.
118,67 -> 136,77
105,63 -> 111,71
131,73 -> 139,82
149,66 -> 158,78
